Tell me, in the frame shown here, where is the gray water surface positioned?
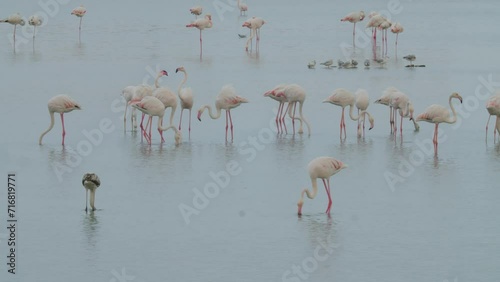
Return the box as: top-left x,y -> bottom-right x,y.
1,0 -> 500,281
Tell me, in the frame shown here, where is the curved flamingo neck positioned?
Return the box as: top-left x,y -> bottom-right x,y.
178,71 -> 187,96
39,111 -> 55,145
446,96 -> 459,124
201,105 -> 222,120
302,177 -> 319,200
348,103 -> 362,121
154,73 -> 163,88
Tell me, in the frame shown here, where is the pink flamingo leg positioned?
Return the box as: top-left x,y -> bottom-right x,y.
395,33 -> 399,58
282,103 -> 290,134
323,179 -> 332,214
353,22 -> 356,48
200,30 -> 203,59
392,108 -> 398,134
188,109 -> 192,139
400,114 -> 404,136
228,110 -> 234,141
433,123 -> 439,155
60,113 -> 66,145
486,115 -> 491,141
275,102 -> 282,133
225,110 -> 229,142
291,102 -> 298,135
178,109 -> 184,131
389,107 -> 394,134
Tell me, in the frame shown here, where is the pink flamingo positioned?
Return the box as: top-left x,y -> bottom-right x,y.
297,156 -> 348,215
1,13 -> 25,50
264,84 -> 303,134
242,17 -> 265,52
39,95 -> 82,145
274,84 -> 311,136
71,5 -> 86,42
152,72 -> 177,143
237,0 -> 248,16
390,90 -> 411,137
415,92 -> 463,155
391,22 -> 404,58
197,85 -> 248,142
366,14 -> 385,59
340,10 -> 365,49
485,93 -> 500,142
189,6 -> 203,18
131,96 -> 182,145
186,14 -> 212,59
355,89 -> 370,137
323,89 -> 373,139
378,19 -> 391,57
176,66 -> 194,138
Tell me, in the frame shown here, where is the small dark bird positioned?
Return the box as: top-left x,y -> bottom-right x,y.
364,59 -> 370,67
82,173 -> 101,212
403,54 -> 416,66
308,60 -> 316,69
238,34 -> 247,38
321,59 -> 334,68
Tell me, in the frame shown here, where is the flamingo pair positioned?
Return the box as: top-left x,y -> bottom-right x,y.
323,88 -> 374,140
242,17 -> 265,52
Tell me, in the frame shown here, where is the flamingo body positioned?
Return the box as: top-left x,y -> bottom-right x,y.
39,95 -> 82,145
176,66 -> 194,137
82,173 -> 100,212
274,84 -> 311,136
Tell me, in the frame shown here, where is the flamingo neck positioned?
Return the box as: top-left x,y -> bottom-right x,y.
89,189 -> 96,210
348,103 -> 362,121
39,111 -> 55,145
298,101 -> 311,136
446,96 -> 459,124
154,73 -> 163,88
178,71 -> 187,96
201,105 -> 222,120
302,177 -> 319,200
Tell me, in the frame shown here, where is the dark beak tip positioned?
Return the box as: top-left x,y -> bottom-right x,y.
198,118 -> 201,121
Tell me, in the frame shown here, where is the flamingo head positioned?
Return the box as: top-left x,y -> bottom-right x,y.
359,11 -> 365,20
368,115 -> 375,130
197,108 -> 204,121
160,70 -> 168,76
297,199 -> 304,216
242,21 -> 251,28
174,131 -> 182,145
176,66 -> 185,73
205,14 -> 212,20
451,92 -> 463,103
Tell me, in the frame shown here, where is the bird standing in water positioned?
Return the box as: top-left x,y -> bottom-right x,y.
82,173 -> 101,213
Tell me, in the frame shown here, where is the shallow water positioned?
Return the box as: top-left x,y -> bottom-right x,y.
1,0 -> 500,281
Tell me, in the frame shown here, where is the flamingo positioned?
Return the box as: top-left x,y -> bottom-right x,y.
378,19 -> 392,57
242,17 -> 265,52
152,72 -> 177,143
82,173 -> 100,213
1,13 -> 25,49
131,96 -> 182,145
186,14 -> 212,59
390,90 -> 412,137
415,92 -> 463,155
297,157 -> 348,215
485,93 -> 500,142
323,89 -> 373,139
237,0 -> 248,16
28,15 -> 42,47
274,84 -> 311,136
264,84 -> 302,134
71,5 -> 86,42
176,66 -> 194,138
123,70 -> 166,132
197,85 -> 248,142
355,89 -> 370,137
375,86 -> 399,133
340,10 -> 365,49
366,14 -> 385,59
39,95 -> 82,146
391,22 -> 404,58
190,6 -> 203,18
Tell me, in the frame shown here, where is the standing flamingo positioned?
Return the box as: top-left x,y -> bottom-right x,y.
391,22 -> 404,58
242,17 -> 265,52
375,86 -> 399,133
378,19 -> 392,57
190,6 -> 203,18
197,85 -> 248,142
264,84 -> 303,134
415,92 -> 463,155
28,15 -> 42,48
82,173 -> 100,213
355,89 -> 370,137
390,90 -> 412,137
323,89 -> 373,139
1,13 -> 25,50
176,66 -> 194,138
485,93 -> 500,142
152,72 -> 177,143
39,95 -> 82,145
237,0 -> 248,16
340,10 -> 365,49
131,96 -> 182,145
186,14 -> 212,59
71,5 -> 86,42
297,157 -> 348,215
274,84 -> 311,136
365,14 -> 385,59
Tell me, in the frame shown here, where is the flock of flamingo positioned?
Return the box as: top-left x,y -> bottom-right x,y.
6,4 -> 498,215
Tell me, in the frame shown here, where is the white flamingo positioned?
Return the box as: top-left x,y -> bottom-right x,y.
82,173 -> 100,213
176,66 -> 194,138
242,17 -> 265,52
28,15 -> 42,47
274,84 -> 311,136
1,13 -> 25,49
39,95 -> 82,145
237,0 -> 248,16
71,5 -> 86,42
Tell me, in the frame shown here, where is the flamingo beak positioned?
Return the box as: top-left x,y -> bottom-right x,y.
197,111 -> 202,121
